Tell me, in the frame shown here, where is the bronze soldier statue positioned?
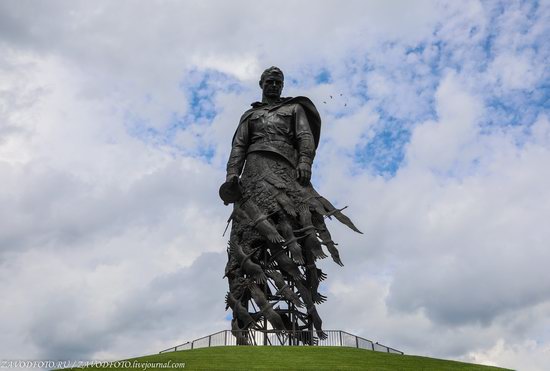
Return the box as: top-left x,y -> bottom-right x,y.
220,66 -> 361,344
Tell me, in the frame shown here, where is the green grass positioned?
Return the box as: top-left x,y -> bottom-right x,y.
64,346 -> 513,371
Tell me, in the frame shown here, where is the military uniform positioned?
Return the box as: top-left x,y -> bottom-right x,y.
226,97 -> 319,181
222,96 -> 360,340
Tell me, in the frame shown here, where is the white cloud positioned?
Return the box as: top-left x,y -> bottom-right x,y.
468,337 -> 550,371
488,51 -> 541,91
406,71 -> 482,172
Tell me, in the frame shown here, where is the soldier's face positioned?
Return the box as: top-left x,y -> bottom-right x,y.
260,76 -> 283,98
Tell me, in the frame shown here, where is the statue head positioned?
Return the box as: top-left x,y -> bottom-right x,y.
259,66 -> 284,100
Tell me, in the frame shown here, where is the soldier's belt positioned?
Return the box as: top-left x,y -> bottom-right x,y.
247,141 -> 298,167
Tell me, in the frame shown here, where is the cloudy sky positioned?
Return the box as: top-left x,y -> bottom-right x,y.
0,0 -> 549,370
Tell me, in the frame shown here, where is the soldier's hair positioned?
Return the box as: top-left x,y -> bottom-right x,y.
260,66 -> 284,83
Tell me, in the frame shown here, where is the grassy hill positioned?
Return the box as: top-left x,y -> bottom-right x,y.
65,346 -> 513,371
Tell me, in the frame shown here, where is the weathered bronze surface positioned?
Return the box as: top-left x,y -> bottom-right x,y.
221,66 -> 362,344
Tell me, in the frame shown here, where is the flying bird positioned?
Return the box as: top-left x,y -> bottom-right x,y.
277,216 -> 304,264
305,263 -> 327,304
309,307 -> 328,340
229,242 -> 267,284
304,234 -> 328,260
310,208 -> 345,267
248,284 -> 286,331
269,244 -> 304,280
267,270 -> 304,308
275,191 -> 297,216
307,190 -> 362,234
225,292 -> 255,329
245,201 -> 285,243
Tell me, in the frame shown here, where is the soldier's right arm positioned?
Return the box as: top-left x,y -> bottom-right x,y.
226,114 -> 250,182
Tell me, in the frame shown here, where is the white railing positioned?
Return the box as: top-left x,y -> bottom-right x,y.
159,330 -> 403,355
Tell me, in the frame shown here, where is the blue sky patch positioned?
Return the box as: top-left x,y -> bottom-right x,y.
125,69 -> 244,161
354,120 -> 411,177
178,69 -> 244,125
315,69 -> 332,84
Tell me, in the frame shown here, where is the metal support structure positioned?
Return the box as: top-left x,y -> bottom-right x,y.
249,247 -> 319,347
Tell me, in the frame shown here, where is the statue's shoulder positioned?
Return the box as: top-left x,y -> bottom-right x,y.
286,96 -> 315,106
238,105 -> 263,124
285,96 -> 322,149
262,96 -> 317,111
236,96 -> 319,125
279,96 -> 316,111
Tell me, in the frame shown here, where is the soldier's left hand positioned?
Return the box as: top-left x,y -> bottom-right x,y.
297,163 -> 311,185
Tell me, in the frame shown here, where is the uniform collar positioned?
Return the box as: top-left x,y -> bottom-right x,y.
250,97 -> 291,109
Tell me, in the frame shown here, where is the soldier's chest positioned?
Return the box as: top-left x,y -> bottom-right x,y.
249,106 -> 294,134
